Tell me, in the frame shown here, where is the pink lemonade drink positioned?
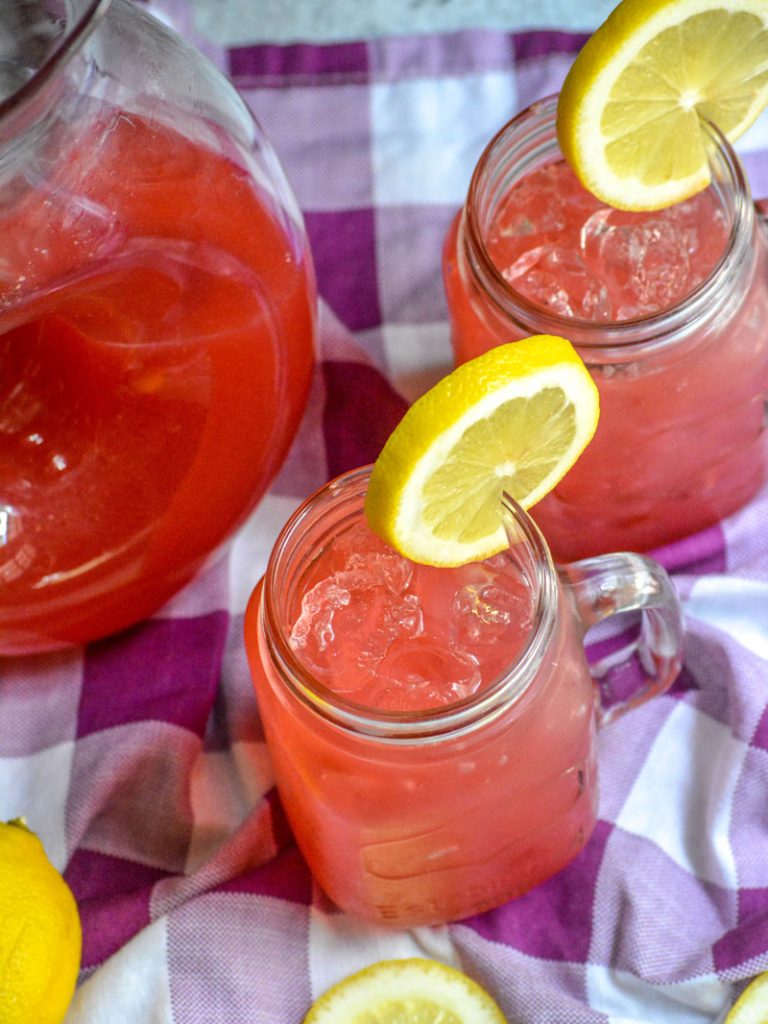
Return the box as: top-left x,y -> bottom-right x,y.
0,0 -> 316,653
244,467 -> 683,927
443,95 -> 768,561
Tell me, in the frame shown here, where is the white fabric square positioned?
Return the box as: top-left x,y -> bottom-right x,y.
0,649 -> 82,756
736,110 -> 768,153
587,964 -> 730,1023
371,72 -> 516,206
381,321 -> 453,402
309,906 -> 457,1000
67,917 -> 174,1024
686,577 -> 768,661
616,701 -> 746,888
0,741 -> 75,871
228,493 -> 304,615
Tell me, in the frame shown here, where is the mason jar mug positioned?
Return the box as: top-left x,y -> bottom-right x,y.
244,466 -> 684,927
443,95 -> 768,561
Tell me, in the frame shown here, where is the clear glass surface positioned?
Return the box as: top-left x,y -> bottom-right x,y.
0,0 -> 317,653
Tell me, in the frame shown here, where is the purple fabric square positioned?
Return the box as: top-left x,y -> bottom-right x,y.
216,844 -> 312,905
590,828 -> 733,982
715,888 -> 768,973
304,209 -> 381,330
239,83 -> 374,212
462,819 -> 611,962
753,706 -> 768,751
322,359 -> 408,476
682,619 -> 768,741
651,523 -> 727,578
229,41 -> 370,85
66,847 -> 172,968
375,203 -> 456,325
453,929 -> 604,1023
668,662 -> 702,699
512,30 -> 590,63
730,747 -> 768,888
586,625 -> 647,717
78,613 -> 228,738
596,698 -> 675,823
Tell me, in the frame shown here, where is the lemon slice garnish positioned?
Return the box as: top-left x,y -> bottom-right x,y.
557,0 -> 768,210
364,334 -> 599,567
725,972 -> 768,1023
303,958 -> 507,1024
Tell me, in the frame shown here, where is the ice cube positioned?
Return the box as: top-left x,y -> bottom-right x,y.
373,636 -> 482,710
452,580 -> 532,646
289,565 -> 423,684
582,211 -> 699,317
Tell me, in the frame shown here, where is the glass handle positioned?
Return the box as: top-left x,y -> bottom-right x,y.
558,553 -> 684,726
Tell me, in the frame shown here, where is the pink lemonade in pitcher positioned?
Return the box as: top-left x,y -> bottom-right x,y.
444,97 -> 768,560
0,111 -> 315,652
247,512 -> 598,926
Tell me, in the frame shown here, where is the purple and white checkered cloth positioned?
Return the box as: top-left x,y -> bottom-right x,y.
3,3 -> 768,1021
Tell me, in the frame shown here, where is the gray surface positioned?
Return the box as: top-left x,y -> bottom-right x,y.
189,0 -> 615,45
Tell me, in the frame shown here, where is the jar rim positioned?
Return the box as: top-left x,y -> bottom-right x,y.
463,92 -> 752,352
260,465 -> 559,743
0,0 -> 111,122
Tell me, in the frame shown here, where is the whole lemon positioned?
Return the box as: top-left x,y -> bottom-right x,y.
0,819 -> 82,1023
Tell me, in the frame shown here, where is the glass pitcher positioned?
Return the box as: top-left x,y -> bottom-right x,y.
0,0 -> 317,654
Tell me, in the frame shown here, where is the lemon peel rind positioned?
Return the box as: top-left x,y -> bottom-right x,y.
557,0 -> 768,210
725,971 -> 768,1023
0,821 -> 82,1024
303,958 -> 506,1024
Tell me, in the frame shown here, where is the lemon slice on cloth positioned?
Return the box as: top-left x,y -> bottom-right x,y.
0,818 -> 82,1024
557,0 -> 768,210
303,958 -> 507,1024
725,972 -> 768,1023
364,334 -> 599,567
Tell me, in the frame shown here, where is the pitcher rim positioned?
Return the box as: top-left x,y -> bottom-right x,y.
0,0 -> 112,121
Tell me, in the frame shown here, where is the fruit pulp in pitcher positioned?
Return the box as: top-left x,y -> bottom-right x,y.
0,110 -> 315,653
249,519 -> 597,926
444,157 -> 768,558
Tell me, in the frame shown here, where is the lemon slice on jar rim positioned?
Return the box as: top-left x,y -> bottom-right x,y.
303,958 -> 507,1024
364,334 -> 599,567
557,0 -> 768,211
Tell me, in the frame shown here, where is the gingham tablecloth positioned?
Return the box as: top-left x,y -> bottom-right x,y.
4,3 -> 768,1021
